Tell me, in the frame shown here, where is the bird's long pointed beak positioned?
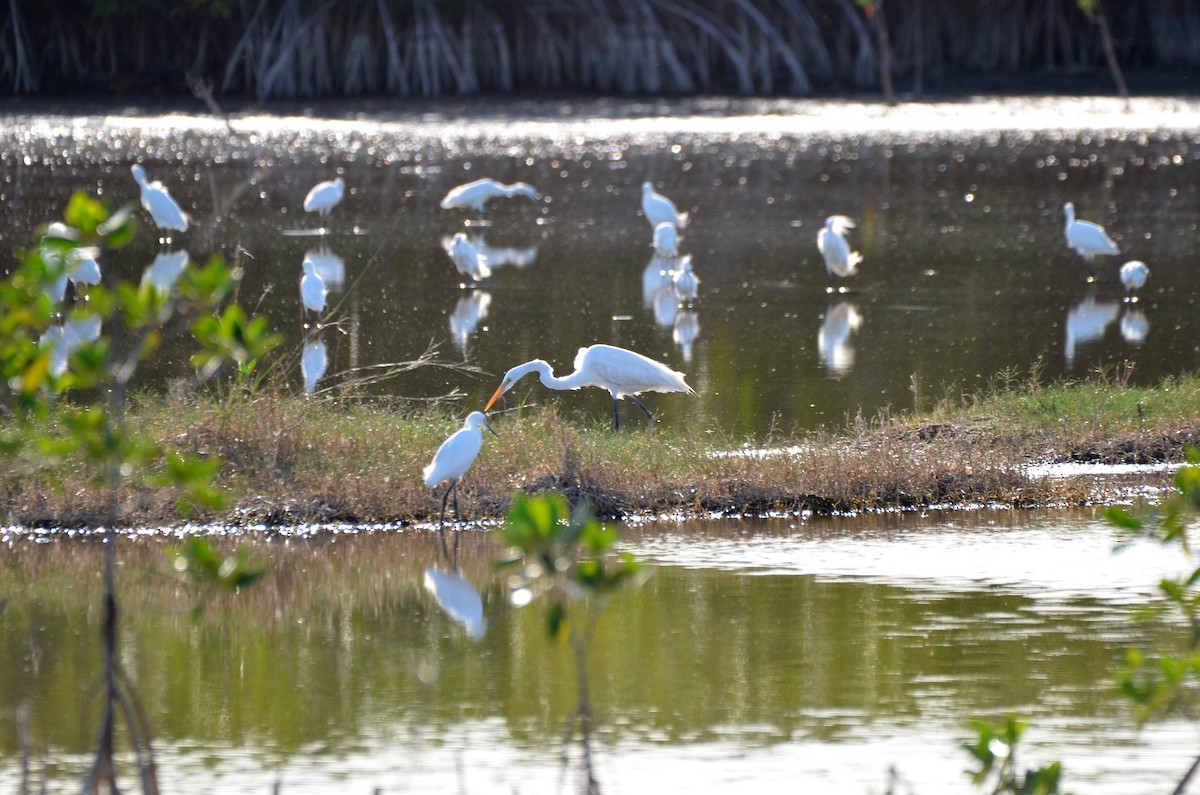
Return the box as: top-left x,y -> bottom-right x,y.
484,382 -> 506,412
484,417 -> 499,438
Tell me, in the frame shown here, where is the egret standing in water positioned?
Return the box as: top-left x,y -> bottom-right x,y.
130,164 -> 189,233
300,258 -> 327,316
672,256 -> 699,301
1119,260 -> 1149,298
1063,202 -> 1120,263
652,221 -> 680,258
440,178 -> 538,214
449,232 -> 491,281
817,216 -> 863,279
303,177 -> 345,224
485,344 -> 693,430
641,182 -> 688,230
423,411 -> 497,564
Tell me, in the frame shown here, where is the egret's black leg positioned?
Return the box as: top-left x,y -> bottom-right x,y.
612,396 -> 621,431
437,482 -> 453,564
451,481 -> 462,569
628,394 -> 656,422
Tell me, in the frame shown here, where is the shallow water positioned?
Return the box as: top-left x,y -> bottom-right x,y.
1,510 -> 1197,793
2,98 -> 1199,436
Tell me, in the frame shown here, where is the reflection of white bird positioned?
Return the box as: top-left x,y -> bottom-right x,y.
1064,202 -> 1120,263
42,314 -> 102,377
304,249 -> 345,290
449,291 -> 492,352
303,177 -> 345,220
450,233 -> 491,281
653,286 -> 679,327
642,257 -> 674,309
1119,260 -> 1149,294
424,567 -> 486,639
1121,308 -> 1149,344
301,258 -> 327,314
143,250 -> 189,293
1065,295 -> 1119,366
485,344 -> 693,431
653,222 -> 679,257
818,302 -> 863,376
641,182 -> 688,229
440,178 -> 538,213
131,164 -> 189,232
423,411 -> 497,562
817,216 -> 863,278
301,336 -> 328,395
673,311 -> 700,364
477,241 -> 538,269
46,247 -> 103,303
672,256 -> 699,301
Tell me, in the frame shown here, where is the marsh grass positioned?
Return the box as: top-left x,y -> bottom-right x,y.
5,372 -> 1200,528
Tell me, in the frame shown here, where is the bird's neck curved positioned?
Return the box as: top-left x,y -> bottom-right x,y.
511,359 -> 581,390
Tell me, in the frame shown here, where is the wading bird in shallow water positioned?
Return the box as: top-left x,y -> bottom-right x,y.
1119,260 -> 1149,297
300,258 -> 327,316
130,164 -> 189,233
817,216 -> 863,279
423,411 -> 497,564
449,232 -> 491,282
641,182 -> 688,230
303,177 -> 345,223
1063,202 -> 1120,264
440,178 -> 538,214
485,344 -> 693,431
652,221 -> 679,258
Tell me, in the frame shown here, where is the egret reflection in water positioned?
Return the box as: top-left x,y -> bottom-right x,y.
441,233 -> 537,271
423,567 -> 486,639
304,247 -> 345,292
142,249 -> 189,293
42,314 -> 101,377
1121,308 -> 1150,345
301,331 -> 328,395
1065,294 -> 1120,367
818,302 -> 863,377
673,310 -> 700,363
449,290 -> 492,352
642,255 -> 674,308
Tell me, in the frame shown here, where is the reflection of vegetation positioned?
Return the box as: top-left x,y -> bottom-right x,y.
496,493 -> 644,794
964,715 -> 1064,795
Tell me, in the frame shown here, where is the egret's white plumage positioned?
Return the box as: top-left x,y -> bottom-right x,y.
303,177 -> 345,219
304,249 -> 345,290
65,248 -> 101,286
424,567 -> 486,639
672,256 -> 699,301
450,232 -> 491,281
42,314 -> 101,377
300,259 -> 327,314
423,411 -> 497,562
652,221 -> 679,258
818,302 -> 863,376
440,178 -> 538,213
143,250 -> 189,293
130,164 -> 188,232
485,343 -> 692,430
1119,260 -> 1149,293
641,182 -> 688,229
1064,202 -> 1120,263
817,216 -> 863,278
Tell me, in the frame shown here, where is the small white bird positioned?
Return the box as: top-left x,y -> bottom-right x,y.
450,232 -> 491,281
1064,202 -> 1120,263
130,164 -> 189,232
440,178 -> 538,214
652,221 -> 680,258
142,250 -> 190,293
303,177 -> 345,221
485,343 -> 693,431
300,258 -> 327,314
817,216 -> 863,278
672,256 -> 699,301
1119,260 -> 1149,295
641,182 -> 688,229
65,248 -> 102,286
423,411 -> 498,562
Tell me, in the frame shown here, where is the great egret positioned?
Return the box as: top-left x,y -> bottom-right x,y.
130,164 -> 189,232
485,343 -> 692,430
303,177 -> 345,221
450,232 -> 491,281
300,258 -> 327,315
653,221 -> 679,258
817,216 -> 863,278
1119,260 -> 1149,294
818,302 -> 863,376
423,411 -> 497,563
641,182 -> 688,229
1063,202 -> 1120,263
142,250 -> 189,293
672,256 -> 699,301
440,178 -> 538,214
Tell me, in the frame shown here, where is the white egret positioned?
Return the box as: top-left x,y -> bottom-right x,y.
42,314 -> 101,378
304,248 -> 345,291
142,250 -> 189,293
449,291 -> 492,352
424,567 -> 486,639
1119,260 -> 1149,295
1065,295 -> 1119,366
817,216 -> 863,278
303,177 -> 345,221
450,232 -> 491,281
672,256 -> 699,301
652,221 -> 679,257
301,336 -> 328,395
440,178 -> 538,214
1063,202 -> 1119,263
423,411 -> 497,563
485,343 -> 692,431
818,302 -> 863,376
641,182 -> 688,229
65,247 -> 101,286
130,164 -> 189,232
300,258 -> 327,315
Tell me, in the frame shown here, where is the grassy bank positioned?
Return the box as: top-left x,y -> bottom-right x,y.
6,372 -> 1200,528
